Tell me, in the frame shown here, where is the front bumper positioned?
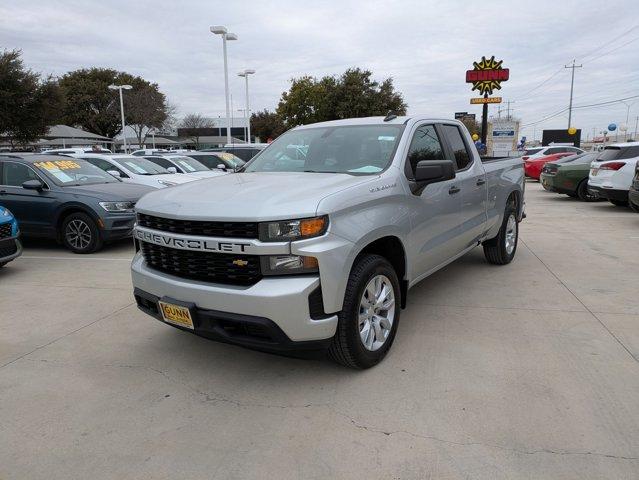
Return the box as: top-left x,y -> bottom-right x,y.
131,252 -> 338,345
587,185 -> 628,202
100,213 -> 136,242
0,235 -> 22,264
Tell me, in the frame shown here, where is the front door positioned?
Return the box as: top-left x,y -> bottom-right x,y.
0,161 -> 58,236
404,123 -> 464,280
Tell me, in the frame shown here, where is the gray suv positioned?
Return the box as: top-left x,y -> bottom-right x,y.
0,154 -> 154,253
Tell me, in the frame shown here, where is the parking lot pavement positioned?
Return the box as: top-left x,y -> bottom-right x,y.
1,182 -> 638,479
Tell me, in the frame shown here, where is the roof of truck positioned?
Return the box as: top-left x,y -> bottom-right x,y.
293,116 -> 463,129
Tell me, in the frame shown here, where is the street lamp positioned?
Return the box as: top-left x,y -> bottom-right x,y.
210,25 -> 238,145
238,69 -> 255,144
108,84 -> 132,153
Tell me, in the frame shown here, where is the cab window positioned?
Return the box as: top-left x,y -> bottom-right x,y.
405,124 -> 445,179
440,124 -> 472,170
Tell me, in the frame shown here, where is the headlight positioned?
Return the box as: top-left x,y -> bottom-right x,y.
261,255 -> 319,275
99,201 -> 135,213
158,179 -> 178,187
259,216 -> 328,242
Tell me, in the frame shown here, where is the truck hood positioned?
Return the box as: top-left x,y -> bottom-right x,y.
135,171 -> 375,220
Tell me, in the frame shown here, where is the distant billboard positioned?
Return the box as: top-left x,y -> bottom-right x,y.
542,129 -> 582,147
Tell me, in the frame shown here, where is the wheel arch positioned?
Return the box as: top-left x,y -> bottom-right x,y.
54,203 -> 100,241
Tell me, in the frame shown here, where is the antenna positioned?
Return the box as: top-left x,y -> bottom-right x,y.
384,111 -> 397,122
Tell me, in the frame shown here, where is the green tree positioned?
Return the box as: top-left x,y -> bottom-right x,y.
276,68 -> 407,128
250,109 -> 286,142
58,68 -> 170,140
0,49 -> 63,147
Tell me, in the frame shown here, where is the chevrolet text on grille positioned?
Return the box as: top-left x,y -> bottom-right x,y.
135,229 -> 250,253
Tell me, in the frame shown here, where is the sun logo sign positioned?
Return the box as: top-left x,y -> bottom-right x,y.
466,56 -> 509,96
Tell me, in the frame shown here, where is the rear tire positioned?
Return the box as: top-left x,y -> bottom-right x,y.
610,199 -> 628,207
483,203 -> 518,265
577,179 -> 598,202
328,254 -> 401,369
61,212 -> 103,254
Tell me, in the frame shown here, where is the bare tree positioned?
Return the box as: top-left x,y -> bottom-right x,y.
179,113 -> 216,149
126,83 -> 170,149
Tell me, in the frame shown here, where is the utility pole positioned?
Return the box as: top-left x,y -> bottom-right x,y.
634,115 -> 638,141
505,100 -> 514,120
565,60 -> 582,129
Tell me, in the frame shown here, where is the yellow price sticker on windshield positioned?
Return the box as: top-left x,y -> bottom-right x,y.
35,160 -> 82,171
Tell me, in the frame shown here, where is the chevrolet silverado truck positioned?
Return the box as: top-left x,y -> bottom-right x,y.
131,116 -> 525,368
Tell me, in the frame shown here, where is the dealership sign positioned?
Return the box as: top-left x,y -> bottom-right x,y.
470,97 -> 502,104
466,56 -> 509,96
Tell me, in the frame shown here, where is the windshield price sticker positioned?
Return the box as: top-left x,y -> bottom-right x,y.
35,160 -> 82,171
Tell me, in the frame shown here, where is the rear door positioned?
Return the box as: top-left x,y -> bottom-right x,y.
440,123 -> 487,248
404,123 -> 463,278
0,160 -> 58,236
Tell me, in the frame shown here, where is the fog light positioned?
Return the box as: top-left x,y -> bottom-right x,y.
262,255 -> 319,275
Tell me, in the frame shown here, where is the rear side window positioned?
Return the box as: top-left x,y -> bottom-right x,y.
145,156 -> 175,170
620,146 -> 639,159
405,124 -> 445,178
545,147 -> 563,154
440,124 -> 472,170
524,148 -> 542,155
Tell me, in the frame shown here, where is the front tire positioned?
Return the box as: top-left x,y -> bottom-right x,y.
328,254 -> 401,369
61,212 -> 103,254
483,203 -> 518,265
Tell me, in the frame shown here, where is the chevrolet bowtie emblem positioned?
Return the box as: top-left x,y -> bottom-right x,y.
232,259 -> 249,267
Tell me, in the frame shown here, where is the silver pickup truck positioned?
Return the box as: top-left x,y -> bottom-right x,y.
132,116 -> 524,368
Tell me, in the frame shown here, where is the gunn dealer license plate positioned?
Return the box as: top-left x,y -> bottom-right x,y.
158,301 -> 194,329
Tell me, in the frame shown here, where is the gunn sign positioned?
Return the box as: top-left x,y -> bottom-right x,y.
466,56 -> 509,96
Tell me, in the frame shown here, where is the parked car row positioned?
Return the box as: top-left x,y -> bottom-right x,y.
0,143 -> 270,256
539,142 -> 639,210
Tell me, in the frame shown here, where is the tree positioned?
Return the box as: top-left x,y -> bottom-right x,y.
460,117 -> 481,137
250,110 -> 286,142
178,114 -> 215,149
276,68 -> 407,128
58,68 -> 170,140
0,49 -> 63,147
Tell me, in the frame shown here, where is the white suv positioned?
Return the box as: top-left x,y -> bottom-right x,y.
521,145 -> 584,161
588,143 -> 639,206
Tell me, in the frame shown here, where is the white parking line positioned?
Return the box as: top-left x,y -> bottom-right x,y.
20,255 -> 131,262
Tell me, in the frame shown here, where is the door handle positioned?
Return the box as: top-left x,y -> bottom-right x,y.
448,186 -> 461,195
0,189 -> 6,195
476,178 -> 486,186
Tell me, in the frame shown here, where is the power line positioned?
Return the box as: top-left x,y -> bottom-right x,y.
513,67 -> 564,102
582,36 -> 639,65
579,24 -> 639,62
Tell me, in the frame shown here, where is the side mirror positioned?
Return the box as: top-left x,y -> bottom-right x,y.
167,166 -> 178,174
414,160 -> 456,185
22,179 -> 44,191
216,164 -> 227,170
106,169 -> 121,178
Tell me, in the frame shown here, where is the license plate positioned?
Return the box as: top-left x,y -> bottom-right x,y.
158,301 -> 194,329
591,168 -> 599,176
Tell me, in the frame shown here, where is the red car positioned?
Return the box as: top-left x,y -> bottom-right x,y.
524,152 -> 576,180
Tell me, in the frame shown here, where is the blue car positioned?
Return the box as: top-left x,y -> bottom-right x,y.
0,205 -> 22,267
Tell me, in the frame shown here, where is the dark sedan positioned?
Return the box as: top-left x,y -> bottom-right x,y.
0,154 -> 155,253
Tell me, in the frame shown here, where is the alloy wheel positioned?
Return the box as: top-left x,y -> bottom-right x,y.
66,219 -> 92,250
358,274 -> 395,351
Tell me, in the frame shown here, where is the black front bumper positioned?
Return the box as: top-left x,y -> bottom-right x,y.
0,235 -> 22,264
133,288 -> 332,355
587,185 -> 628,202
101,215 -> 136,242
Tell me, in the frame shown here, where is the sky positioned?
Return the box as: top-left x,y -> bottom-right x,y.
1,0 -> 638,141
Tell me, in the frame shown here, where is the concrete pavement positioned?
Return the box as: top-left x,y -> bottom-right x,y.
1,182 -> 638,479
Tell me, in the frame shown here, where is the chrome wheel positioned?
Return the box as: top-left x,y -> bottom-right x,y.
66,219 -> 92,250
358,274 -> 395,351
505,214 -> 517,255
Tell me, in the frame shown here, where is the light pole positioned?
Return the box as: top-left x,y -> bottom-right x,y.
238,69 -> 255,144
108,84 -> 132,153
210,25 -> 238,145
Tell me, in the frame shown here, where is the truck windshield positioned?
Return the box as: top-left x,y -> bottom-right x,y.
244,125 -> 404,174
170,156 -> 209,172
